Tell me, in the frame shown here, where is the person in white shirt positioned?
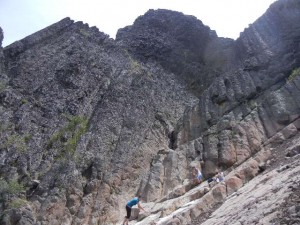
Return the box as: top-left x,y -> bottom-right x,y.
193,167 -> 203,184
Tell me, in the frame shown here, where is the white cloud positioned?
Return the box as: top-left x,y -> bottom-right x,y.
0,0 -> 276,47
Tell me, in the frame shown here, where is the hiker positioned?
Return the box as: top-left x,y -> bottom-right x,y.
193,166 -> 203,184
122,195 -> 146,225
207,175 -> 217,188
216,171 -> 225,183
208,170 -> 225,187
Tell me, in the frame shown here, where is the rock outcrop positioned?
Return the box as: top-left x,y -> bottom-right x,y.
175,0 -> 300,177
116,9 -> 237,96
0,17 -> 198,224
0,0 -> 299,224
0,27 -> 4,72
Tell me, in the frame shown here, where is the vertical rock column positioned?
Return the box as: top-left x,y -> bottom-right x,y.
0,27 -> 4,73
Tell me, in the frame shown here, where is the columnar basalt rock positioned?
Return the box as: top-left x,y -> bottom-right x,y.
174,0 -> 300,177
116,9 -> 236,97
0,27 -> 7,86
0,0 -> 299,224
1,16 -> 197,224
0,27 -> 3,72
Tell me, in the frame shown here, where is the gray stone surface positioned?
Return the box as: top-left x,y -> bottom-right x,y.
0,0 -> 299,224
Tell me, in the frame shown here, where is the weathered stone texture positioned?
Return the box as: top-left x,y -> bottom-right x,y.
0,27 -> 3,73
116,9 -> 236,97
176,0 -> 300,177
1,16 -> 197,224
0,0 -> 299,224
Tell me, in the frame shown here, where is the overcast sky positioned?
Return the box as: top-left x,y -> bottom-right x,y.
0,0 -> 276,47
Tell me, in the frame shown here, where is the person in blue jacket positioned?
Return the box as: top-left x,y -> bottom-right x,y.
122,194 -> 146,225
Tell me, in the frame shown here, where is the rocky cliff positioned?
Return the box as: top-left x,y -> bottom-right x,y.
0,0 -> 299,224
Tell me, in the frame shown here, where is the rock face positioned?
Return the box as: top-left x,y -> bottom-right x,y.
116,9 -> 237,96
0,17 -> 197,225
0,27 -> 3,71
176,0 -> 300,177
0,0 -> 299,224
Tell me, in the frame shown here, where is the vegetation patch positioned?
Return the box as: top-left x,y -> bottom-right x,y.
6,180 -> 25,195
21,98 -> 28,105
124,49 -> 142,73
79,29 -> 90,37
0,122 -> 31,153
48,115 -> 89,158
1,133 -> 29,153
7,198 -> 27,209
0,82 -> 6,93
0,179 -> 25,202
288,67 -> 300,81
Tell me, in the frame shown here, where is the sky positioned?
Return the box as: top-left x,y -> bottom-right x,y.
0,0 -> 276,47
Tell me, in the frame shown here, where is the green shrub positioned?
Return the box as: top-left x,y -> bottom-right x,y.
21,99 -> 28,105
5,134 -> 27,152
7,198 -> 27,209
49,115 -> 89,157
24,134 -> 32,143
79,29 -> 90,37
7,180 -> 25,195
0,179 -> 25,197
0,82 -> 6,93
0,179 -> 8,194
288,67 -> 300,81
65,116 -> 88,155
124,49 -> 142,73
